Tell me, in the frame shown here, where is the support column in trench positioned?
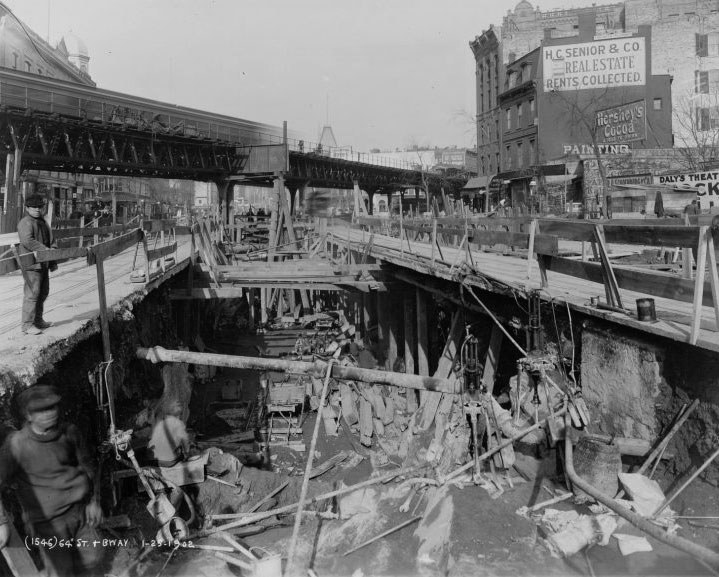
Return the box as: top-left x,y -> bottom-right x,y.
416,287 -> 430,403
404,290 -> 419,412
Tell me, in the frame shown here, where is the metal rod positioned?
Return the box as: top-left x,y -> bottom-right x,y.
617,399 -> 699,499
652,445 -> 719,519
342,516 -> 422,557
564,413 -> 719,568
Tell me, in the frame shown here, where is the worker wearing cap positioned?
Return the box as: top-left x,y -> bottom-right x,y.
17,194 -> 57,335
0,384 -> 103,577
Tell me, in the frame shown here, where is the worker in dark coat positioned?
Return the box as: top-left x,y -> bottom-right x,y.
0,385 -> 103,577
17,194 -> 57,335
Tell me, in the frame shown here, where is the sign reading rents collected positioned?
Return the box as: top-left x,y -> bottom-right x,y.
596,100 -> 646,144
542,38 -> 645,92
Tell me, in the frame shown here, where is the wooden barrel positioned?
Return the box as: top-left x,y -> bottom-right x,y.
572,436 -> 621,501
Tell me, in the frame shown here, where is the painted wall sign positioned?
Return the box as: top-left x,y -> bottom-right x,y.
562,143 -> 630,155
596,100 -> 646,144
607,173 -> 653,186
542,38 -> 645,91
655,171 -> 719,209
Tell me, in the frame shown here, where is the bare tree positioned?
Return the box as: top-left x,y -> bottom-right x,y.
673,87 -> 719,171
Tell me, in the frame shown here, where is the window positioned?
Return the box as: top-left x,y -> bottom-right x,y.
517,103 -> 523,127
696,69 -> 719,93
522,64 -> 532,83
529,139 -> 536,165
516,142 -> 523,168
697,32 -> 719,56
711,32 -> 719,56
495,119 -> 500,139
495,153 -> 500,172
506,108 -> 512,130
530,99 -> 535,116
697,33 -> 708,57
12,53 -> 18,69
696,70 -> 709,94
505,145 -> 512,169
653,98 -> 662,110
697,107 -> 710,131
508,71 -> 517,89
25,61 -> 31,72
37,68 -> 42,75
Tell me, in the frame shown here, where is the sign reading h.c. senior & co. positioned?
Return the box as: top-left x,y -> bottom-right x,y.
596,100 -> 646,144
543,38 -> 645,91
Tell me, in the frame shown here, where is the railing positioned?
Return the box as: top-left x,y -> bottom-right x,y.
351,215 -> 719,345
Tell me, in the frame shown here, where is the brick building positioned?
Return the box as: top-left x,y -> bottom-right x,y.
470,0 -> 684,214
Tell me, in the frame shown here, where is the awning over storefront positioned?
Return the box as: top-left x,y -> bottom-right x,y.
462,176 -> 490,190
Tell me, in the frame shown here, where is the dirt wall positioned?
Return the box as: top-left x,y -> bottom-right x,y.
581,321 -> 719,484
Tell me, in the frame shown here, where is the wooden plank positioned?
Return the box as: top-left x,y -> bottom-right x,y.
534,220 -> 595,241
34,246 -> 87,262
540,255 -> 719,306
53,224 -> 132,239
603,225 -> 701,249
142,219 -> 177,233
169,285 -> 350,299
1,520 -> 40,577
87,229 -> 143,264
469,230 -> 558,255
417,310 -> 463,431
690,227 -> 709,344
146,242 -> 177,262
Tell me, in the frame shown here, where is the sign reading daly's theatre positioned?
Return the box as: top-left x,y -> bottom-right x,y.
655,171 -> 719,209
543,38 -> 646,92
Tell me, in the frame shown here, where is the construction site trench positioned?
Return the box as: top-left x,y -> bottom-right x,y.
1,263 -> 719,577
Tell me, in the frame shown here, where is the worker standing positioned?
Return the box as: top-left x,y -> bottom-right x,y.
17,194 -> 57,335
0,384 -> 103,577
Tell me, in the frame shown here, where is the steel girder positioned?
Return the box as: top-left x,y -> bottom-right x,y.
0,109 -> 242,181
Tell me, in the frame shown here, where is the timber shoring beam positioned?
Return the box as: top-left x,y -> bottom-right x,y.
136,346 -> 458,394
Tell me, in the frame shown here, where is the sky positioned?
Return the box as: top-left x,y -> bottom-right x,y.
5,0 -> 611,153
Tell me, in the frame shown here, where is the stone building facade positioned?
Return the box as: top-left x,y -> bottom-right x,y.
0,3 -> 97,229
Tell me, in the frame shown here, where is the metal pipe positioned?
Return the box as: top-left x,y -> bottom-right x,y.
136,346 -> 457,393
563,413 -> 719,568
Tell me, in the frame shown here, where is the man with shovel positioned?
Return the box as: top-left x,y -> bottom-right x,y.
0,384 -> 103,577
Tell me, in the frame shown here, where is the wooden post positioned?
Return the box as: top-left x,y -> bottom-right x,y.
248,288 -> 256,331
690,226 -> 709,345
377,292 -> 389,360
362,292 -> 372,339
387,292 -> 399,372
481,325 -> 503,395
416,287 -> 430,404
404,292 -> 418,412
95,257 -> 117,427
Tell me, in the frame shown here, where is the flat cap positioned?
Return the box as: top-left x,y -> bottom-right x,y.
24,194 -> 46,208
18,384 -> 61,414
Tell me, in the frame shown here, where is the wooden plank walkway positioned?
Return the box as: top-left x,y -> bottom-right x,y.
331,225 -> 719,353
0,235 -> 192,384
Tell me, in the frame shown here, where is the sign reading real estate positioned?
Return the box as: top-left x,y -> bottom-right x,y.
543,38 -> 645,92
596,100 -> 646,144
654,171 -> 719,209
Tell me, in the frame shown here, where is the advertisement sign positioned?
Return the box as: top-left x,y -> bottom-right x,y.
654,171 -> 719,209
596,101 -> 646,144
542,38 -> 645,92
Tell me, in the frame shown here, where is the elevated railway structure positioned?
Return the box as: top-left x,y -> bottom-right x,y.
0,69 -> 466,234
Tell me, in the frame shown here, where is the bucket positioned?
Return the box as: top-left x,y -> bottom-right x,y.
636,298 -> 656,322
572,437 -> 621,502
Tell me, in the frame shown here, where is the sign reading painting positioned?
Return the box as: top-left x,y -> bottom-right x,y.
542,38 -> 645,92
596,101 -> 646,144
